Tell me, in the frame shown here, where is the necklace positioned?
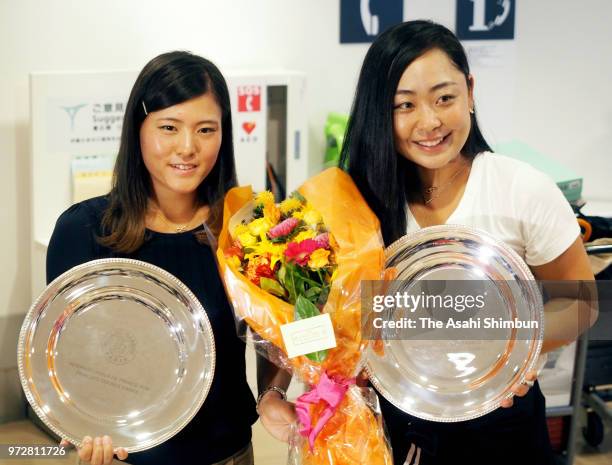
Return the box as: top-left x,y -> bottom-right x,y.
422,163 -> 469,205
154,205 -> 200,233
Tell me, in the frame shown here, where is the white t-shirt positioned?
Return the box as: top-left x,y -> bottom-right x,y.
406,152 -> 580,266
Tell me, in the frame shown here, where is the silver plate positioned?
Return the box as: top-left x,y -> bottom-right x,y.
18,259 -> 216,452
366,225 -> 543,422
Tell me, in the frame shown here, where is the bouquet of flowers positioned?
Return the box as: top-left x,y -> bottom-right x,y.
217,168 -> 392,465
225,189 -> 336,366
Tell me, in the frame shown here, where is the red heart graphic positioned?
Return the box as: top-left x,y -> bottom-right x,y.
242,122 -> 256,134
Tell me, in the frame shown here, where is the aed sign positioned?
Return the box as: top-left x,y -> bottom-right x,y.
237,86 -> 261,112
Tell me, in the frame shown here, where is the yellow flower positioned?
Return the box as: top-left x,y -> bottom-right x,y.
303,209 -> 322,226
280,197 -> 302,214
233,223 -> 250,238
294,229 -> 316,243
308,249 -> 330,269
238,232 -> 257,247
254,191 -> 275,207
247,217 -> 272,237
292,209 -> 305,220
263,203 -> 281,225
245,238 -> 286,270
227,255 -> 242,269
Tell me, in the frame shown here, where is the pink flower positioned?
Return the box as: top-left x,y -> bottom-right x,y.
268,217 -> 299,239
284,239 -> 319,266
313,233 -> 330,249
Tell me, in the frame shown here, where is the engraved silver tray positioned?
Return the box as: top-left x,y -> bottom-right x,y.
18,258 -> 215,452
366,225 -> 543,422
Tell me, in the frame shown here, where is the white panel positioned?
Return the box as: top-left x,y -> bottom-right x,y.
30,71 -> 136,247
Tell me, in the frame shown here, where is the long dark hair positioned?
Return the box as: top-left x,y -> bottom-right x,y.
340,20 -> 491,246
99,51 -> 237,253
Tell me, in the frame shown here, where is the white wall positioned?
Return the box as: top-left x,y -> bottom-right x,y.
1,0 -> 611,316
515,1 -> 612,205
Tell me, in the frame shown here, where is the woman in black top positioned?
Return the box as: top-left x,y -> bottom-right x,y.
339,21 -> 596,465
48,51 -> 258,465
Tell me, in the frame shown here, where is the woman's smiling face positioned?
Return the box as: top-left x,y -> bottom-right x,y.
139,92 -> 222,199
393,48 -> 474,170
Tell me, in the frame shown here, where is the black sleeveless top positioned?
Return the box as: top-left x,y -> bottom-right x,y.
46,196 -> 258,465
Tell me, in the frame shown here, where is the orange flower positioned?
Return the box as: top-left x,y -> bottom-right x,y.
245,256 -> 274,286
308,249 -> 330,269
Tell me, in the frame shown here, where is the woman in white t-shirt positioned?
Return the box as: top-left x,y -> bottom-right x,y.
340,20 -> 596,465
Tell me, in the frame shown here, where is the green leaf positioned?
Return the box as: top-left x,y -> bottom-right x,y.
279,264 -> 297,304
316,285 -> 331,307
291,191 -> 306,203
291,267 -> 322,288
304,286 -> 321,301
296,275 -> 307,297
305,350 -> 328,363
295,295 -> 320,320
277,264 -> 286,283
260,278 -> 286,297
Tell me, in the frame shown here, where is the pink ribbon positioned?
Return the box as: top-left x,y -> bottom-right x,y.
295,372 -> 355,450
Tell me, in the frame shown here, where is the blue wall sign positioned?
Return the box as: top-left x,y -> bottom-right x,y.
456,0 -> 515,40
340,0 -> 403,44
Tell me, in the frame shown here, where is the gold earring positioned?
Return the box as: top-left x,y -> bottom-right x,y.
469,108 -> 475,114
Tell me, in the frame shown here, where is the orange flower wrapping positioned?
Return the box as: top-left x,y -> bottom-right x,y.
305,388 -> 392,465
217,168 -> 392,465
